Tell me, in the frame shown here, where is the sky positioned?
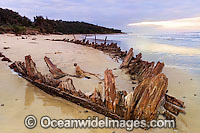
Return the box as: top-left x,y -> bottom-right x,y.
1,0 -> 200,32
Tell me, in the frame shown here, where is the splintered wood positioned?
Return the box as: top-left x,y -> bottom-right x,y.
119,48 -> 186,121
8,45 -> 186,123
132,73 -> 168,121
121,48 -> 165,82
104,69 -> 116,111
25,55 -> 43,80
55,38 -> 186,121
165,94 -> 185,108
9,61 -> 27,75
120,48 -> 133,68
44,56 -> 65,79
152,61 -> 165,76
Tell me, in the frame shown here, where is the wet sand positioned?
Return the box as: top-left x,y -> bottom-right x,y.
163,67 -> 200,133
0,34 -> 199,132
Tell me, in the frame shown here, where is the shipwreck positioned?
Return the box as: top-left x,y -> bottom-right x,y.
4,38 -> 186,128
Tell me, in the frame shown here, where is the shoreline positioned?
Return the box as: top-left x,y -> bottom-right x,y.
0,34 -> 198,132
0,34 -> 134,133
0,34 -> 134,93
0,32 -> 126,36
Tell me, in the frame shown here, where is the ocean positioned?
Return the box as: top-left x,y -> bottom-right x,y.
84,33 -> 200,132
0,34 -> 199,132
84,32 -> 200,76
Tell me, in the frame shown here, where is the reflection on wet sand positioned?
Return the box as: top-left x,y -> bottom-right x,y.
1,34 -> 200,133
24,82 -> 104,118
24,83 -> 35,107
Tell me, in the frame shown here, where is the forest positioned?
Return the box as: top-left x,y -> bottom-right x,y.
0,8 -> 122,34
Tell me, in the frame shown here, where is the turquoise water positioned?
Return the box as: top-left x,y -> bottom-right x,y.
84,33 -> 200,76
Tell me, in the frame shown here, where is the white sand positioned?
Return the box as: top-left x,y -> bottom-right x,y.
0,34 -> 134,93
0,34 -> 199,133
0,34 -> 134,133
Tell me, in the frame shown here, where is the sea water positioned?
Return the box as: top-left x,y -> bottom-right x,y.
85,32 -> 200,76
85,32 -> 200,132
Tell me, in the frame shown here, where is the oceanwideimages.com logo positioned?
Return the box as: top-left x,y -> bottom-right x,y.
24,115 -> 176,131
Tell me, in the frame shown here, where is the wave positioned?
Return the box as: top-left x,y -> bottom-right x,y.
134,43 -> 200,55
85,33 -> 200,55
137,32 -> 200,42
149,36 -> 200,42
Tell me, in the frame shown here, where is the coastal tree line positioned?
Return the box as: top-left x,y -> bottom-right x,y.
0,8 -> 121,34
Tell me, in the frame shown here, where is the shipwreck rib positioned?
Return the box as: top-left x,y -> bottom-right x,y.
44,56 -> 80,78
56,38 -> 186,121
165,94 -> 185,108
10,56 -> 122,119
44,56 -> 66,79
22,75 -> 122,120
8,47 -> 185,122
120,48 -> 133,68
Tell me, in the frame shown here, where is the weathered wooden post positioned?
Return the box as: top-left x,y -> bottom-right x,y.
104,69 -> 116,111
95,34 -> 97,44
73,34 -> 76,40
83,34 -> 87,42
120,48 -> 133,68
104,36 -> 107,44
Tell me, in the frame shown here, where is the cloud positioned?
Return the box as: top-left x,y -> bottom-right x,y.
128,17 -> 200,30
1,0 -> 200,31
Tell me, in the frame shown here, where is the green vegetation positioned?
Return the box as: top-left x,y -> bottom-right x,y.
0,25 -> 25,34
0,8 -> 122,35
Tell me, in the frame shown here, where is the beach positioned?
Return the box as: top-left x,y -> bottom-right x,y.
0,34 -> 199,133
